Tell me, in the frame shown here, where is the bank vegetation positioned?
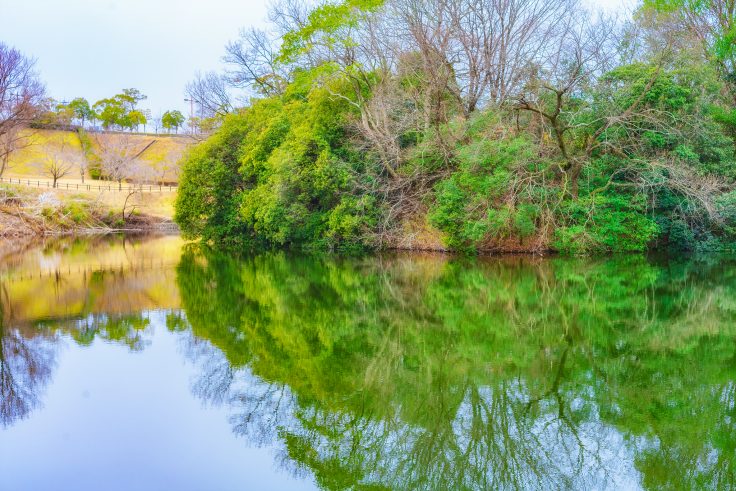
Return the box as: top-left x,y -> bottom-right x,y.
175,0 -> 736,253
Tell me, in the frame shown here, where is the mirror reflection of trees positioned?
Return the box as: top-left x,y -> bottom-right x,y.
176,248 -> 736,490
3,239 -> 736,489
0,284 -> 57,428
0,294 -> 154,428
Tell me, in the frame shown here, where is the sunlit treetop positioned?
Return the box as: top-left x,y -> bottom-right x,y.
278,0 -> 385,64
642,0 -> 736,64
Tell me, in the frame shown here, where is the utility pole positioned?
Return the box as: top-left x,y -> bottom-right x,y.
184,98 -> 194,134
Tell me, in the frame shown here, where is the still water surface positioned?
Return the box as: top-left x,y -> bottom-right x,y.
1,234 -> 735,490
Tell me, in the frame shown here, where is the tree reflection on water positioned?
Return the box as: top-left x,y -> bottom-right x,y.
175,249 -> 736,490
2,240 -> 736,490
0,286 -> 56,428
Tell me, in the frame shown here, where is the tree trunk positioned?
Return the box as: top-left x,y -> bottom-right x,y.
569,163 -> 582,199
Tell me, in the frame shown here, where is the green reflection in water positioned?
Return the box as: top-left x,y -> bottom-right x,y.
175,247 -> 736,490
2,237 -> 736,490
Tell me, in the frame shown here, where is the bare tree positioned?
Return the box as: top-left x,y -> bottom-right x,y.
94,134 -> 142,190
222,0 -> 314,96
34,139 -> 80,188
0,43 -> 44,169
0,320 -> 56,428
0,126 -> 30,177
121,161 -> 157,221
185,71 -> 234,120
513,14 -> 633,197
152,113 -> 163,135
154,147 -> 183,185
77,152 -> 88,184
224,27 -> 291,96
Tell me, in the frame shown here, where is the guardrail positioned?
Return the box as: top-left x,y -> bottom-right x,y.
0,176 -> 177,193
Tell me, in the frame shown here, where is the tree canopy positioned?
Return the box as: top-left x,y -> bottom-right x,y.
161,110 -> 185,133
173,0 -> 736,253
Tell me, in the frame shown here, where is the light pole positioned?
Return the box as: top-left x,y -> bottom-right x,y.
184,98 -> 194,134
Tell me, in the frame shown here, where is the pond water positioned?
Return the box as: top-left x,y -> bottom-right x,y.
1,234 -> 735,490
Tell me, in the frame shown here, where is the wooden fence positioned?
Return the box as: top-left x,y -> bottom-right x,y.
0,176 -> 177,193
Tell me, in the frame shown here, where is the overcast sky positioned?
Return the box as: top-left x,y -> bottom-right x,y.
1,0 -> 629,117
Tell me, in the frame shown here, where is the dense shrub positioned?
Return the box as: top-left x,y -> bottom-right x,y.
176,76 -> 377,250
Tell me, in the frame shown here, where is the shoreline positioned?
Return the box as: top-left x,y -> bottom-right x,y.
1,181 -> 177,240
0,212 -> 178,237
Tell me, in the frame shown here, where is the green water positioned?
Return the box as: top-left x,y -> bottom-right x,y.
1,235 -> 735,490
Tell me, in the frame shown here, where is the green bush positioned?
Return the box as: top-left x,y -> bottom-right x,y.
175,74 -> 376,250
64,202 -> 91,224
427,127 -> 548,251
553,195 -> 660,254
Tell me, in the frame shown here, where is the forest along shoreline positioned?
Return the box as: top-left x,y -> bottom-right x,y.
174,1 -> 736,256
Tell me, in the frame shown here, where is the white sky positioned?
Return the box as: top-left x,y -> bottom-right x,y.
0,0 -> 628,117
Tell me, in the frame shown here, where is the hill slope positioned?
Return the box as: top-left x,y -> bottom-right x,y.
4,129 -> 193,183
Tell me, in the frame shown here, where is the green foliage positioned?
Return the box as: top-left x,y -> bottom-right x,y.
716,190 -> 736,243
174,113 -> 251,245
642,0 -> 736,90
278,0 -> 386,64
173,247 -> 736,490
63,201 -> 91,224
92,89 -> 148,130
68,97 -> 92,125
174,0 -> 736,255
712,105 -> 736,141
553,194 -> 660,254
93,97 -> 126,129
176,76 -> 377,250
162,110 -> 185,133
127,109 -> 147,129
428,121 -> 550,251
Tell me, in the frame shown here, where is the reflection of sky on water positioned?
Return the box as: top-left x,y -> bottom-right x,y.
0,315 -> 315,491
0,312 -> 648,490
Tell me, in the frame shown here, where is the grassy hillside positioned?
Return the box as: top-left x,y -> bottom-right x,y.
5,129 -> 192,183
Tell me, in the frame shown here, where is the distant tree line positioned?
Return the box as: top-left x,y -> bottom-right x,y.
32,90 -> 186,134
0,43 -> 185,189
